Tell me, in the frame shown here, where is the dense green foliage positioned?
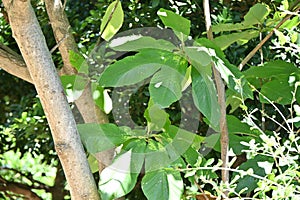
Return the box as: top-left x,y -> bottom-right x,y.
1,0 -> 300,199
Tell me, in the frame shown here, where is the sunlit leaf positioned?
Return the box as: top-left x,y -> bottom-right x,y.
244,3 -> 270,26
109,35 -> 176,52
100,1 -> 124,41
157,8 -> 191,36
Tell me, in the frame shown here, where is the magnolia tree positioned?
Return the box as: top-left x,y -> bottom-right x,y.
0,0 -> 300,199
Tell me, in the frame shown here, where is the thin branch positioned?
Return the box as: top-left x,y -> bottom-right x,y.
203,0 -> 229,195
239,4 -> 300,70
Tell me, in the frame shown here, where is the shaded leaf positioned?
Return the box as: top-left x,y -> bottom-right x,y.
213,30 -> 259,50
149,63 -> 186,107
142,169 -> 183,200
99,50 -> 176,87
144,103 -> 171,131
77,123 -> 128,154
99,140 -> 146,199
191,68 -> 220,129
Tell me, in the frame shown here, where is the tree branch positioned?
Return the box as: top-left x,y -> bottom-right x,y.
238,3 -> 300,70
0,177 -> 41,200
203,0 -> 229,195
0,44 -> 32,83
2,0 -> 99,199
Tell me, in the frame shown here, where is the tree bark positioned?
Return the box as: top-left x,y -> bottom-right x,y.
2,1 -> 99,199
44,0 -> 113,172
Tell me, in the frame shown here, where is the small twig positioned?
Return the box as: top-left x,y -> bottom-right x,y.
203,0 -> 229,197
50,27 -> 70,53
238,5 -> 300,70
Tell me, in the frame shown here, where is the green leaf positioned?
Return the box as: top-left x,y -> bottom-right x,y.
214,58 -> 253,99
149,63 -> 186,107
260,79 -> 294,105
212,22 -> 254,33
99,50 -> 181,87
182,46 -> 212,67
69,50 -> 87,73
191,68 -> 220,129
142,169 -> 183,200
235,155 -> 273,193
213,30 -> 259,50
77,123 -> 128,154
243,60 -> 299,79
99,140 -> 146,199
91,83 -> 112,114
100,0 -> 124,41
157,8 -> 191,36
145,139 -> 172,172
144,103 -> 171,131
109,35 -> 176,52
195,38 -> 253,99
243,3 -> 270,26
60,75 -> 88,102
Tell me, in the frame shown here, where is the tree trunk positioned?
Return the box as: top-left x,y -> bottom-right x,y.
2,1 -> 99,199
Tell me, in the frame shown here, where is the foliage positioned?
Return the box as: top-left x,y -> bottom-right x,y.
1,0 -> 300,199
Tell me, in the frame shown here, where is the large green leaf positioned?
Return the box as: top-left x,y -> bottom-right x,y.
243,3 -> 270,26
182,46 -> 212,68
109,35 -> 176,52
191,68 -> 220,129
260,78 -> 294,105
157,8 -> 191,36
149,63 -> 187,107
235,155 -> 273,194
77,123 -> 128,154
99,50 -> 178,87
142,169 -> 183,200
243,60 -> 299,79
100,0 -> 124,41
212,4 -> 269,33
213,30 -> 259,50
196,38 -> 253,99
212,22 -> 254,33
99,140 -> 146,199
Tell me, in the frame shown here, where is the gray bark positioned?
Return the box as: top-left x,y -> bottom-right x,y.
2,0 -> 100,199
